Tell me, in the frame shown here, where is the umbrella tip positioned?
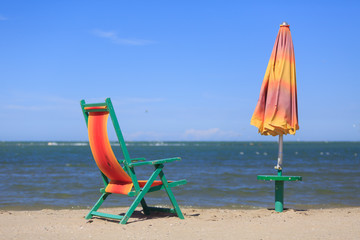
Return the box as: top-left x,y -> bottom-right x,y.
281,21 -> 289,26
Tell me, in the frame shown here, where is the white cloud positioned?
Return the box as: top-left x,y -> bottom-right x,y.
5,105 -> 48,111
3,95 -> 78,112
92,29 -> 155,46
183,128 -> 240,140
125,131 -> 163,141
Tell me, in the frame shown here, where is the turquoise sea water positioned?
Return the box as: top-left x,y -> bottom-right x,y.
0,141 -> 359,210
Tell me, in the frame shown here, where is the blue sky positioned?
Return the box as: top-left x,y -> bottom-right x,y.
1,1 -> 359,141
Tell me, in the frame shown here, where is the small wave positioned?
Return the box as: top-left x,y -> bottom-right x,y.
70,143 -> 88,146
150,142 -> 186,147
47,142 -> 88,146
125,142 -> 186,147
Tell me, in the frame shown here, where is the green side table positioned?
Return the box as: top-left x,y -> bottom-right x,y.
257,170 -> 302,212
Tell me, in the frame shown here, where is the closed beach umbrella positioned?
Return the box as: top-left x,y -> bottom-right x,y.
251,22 -> 299,169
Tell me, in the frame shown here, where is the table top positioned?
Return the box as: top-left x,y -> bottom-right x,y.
257,175 -> 302,181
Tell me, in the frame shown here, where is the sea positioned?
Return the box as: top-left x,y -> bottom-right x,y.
0,141 -> 359,210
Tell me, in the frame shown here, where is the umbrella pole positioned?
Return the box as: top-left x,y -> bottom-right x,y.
258,132 -> 302,212
276,134 -> 283,174
275,134 -> 284,212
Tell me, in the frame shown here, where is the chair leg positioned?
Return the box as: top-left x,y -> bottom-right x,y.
140,198 -> 151,215
86,193 -> 110,219
120,167 -> 162,224
159,170 -> 185,219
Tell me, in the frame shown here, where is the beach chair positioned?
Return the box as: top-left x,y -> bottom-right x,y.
80,98 -> 187,224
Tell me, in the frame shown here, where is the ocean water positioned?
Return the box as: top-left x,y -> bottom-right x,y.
0,141 -> 359,210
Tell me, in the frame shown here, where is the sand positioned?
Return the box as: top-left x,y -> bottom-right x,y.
1,207 -> 359,240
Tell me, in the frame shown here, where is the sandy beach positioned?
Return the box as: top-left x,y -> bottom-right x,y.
1,207 -> 359,240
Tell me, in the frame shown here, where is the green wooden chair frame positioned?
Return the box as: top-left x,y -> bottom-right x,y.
80,98 -> 187,224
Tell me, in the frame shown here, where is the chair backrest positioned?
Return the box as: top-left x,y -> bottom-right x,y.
81,99 -> 134,185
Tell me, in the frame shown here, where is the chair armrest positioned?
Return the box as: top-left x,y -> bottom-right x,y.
119,158 -> 146,164
130,158 -> 146,162
129,157 -> 181,167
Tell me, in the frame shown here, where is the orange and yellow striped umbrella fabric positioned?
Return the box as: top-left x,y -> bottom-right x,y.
251,24 -> 299,136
